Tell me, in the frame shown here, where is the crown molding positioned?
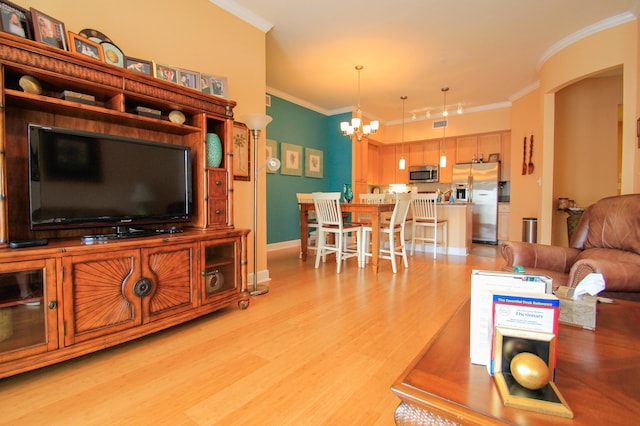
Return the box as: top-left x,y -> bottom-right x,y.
537,12 -> 636,71
208,0 -> 273,32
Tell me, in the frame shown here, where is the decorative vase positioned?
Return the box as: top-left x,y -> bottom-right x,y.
206,133 -> 222,167
343,183 -> 353,203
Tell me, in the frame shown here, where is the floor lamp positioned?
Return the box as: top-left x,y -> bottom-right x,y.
240,113 -> 279,296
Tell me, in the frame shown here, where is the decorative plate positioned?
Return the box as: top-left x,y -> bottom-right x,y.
101,41 -> 124,67
18,75 -> 42,95
205,270 -> 224,293
78,28 -> 112,43
169,110 -> 186,124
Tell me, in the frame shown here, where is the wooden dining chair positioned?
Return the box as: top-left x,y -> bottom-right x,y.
410,193 -> 448,259
296,192 -> 319,258
312,192 -> 363,273
361,193 -> 412,273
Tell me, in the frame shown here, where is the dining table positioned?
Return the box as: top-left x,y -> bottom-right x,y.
298,201 -> 396,272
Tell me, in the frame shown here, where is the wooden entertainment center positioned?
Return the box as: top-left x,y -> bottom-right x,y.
0,33 -> 250,378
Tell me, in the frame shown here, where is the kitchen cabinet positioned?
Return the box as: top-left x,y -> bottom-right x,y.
408,141 -> 425,166
380,145 -> 396,184
500,132 -> 511,180
456,135 -> 479,163
439,137 -> 456,183
367,143 -> 380,185
498,203 -> 511,241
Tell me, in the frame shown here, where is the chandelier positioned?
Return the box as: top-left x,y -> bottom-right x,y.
340,65 -> 379,142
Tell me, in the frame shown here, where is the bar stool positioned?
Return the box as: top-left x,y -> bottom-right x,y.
410,193 -> 448,259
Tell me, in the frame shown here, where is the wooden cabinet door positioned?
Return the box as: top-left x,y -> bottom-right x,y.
62,249 -> 141,346
408,141 -> 424,166
440,137 -> 456,183
478,134 -> 501,163
500,132 -> 511,181
367,144 -> 380,185
456,135 -> 478,163
424,140 -> 440,165
141,243 -> 197,323
380,145 -> 396,184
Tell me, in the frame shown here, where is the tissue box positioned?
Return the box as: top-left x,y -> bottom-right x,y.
555,286 -> 597,330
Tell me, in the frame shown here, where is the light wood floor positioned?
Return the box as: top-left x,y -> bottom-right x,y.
0,245 -> 502,425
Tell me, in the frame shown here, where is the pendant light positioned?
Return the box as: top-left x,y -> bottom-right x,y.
399,95 -> 407,170
439,87 -> 448,168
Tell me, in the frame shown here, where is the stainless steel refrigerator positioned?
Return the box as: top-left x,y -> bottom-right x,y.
452,162 -> 500,244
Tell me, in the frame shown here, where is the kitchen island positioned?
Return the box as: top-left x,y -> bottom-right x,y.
409,202 -> 472,256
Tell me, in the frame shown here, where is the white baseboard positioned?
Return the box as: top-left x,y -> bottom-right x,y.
267,239 -> 468,257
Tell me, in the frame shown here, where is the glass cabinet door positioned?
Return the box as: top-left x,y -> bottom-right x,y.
0,259 -> 57,359
201,239 -> 238,304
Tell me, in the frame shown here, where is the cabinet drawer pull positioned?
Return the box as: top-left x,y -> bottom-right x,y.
216,209 -> 223,214
48,301 -> 57,309
215,180 -> 222,186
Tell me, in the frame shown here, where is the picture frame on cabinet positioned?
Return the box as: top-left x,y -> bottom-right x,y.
0,1 -> 31,39
178,68 -> 200,90
488,153 -> 499,162
154,63 -> 178,84
304,148 -> 323,178
265,139 -> 278,174
232,122 -> 250,181
125,56 -> 153,75
30,8 -> 66,50
280,143 -> 303,176
201,74 -> 228,98
67,32 -> 103,61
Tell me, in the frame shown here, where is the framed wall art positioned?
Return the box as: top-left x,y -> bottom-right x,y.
31,8 -> 67,50
304,148 -> 323,178
0,1 -> 31,39
280,143 -> 302,176
232,122 -> 250,181
125,56 -> 153,75
265,139 -> 278,174
68,32 -> 103,61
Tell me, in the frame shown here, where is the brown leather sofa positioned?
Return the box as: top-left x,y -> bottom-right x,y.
501,194 -> 640,301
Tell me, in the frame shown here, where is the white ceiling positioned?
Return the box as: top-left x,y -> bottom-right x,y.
212,0 -> 638,124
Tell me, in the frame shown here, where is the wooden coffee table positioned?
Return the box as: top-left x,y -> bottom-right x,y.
391,298 -> 640,425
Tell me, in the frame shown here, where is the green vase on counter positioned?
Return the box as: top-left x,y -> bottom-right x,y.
206,133 -> 222,167
343,183 -> 353,203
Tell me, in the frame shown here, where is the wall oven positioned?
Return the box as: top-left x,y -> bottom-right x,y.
409,165 -> 439,183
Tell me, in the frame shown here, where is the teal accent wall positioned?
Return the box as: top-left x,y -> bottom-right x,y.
265,94 -> 351,244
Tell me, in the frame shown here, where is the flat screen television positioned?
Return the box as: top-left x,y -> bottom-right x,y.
28,124 -> 192,232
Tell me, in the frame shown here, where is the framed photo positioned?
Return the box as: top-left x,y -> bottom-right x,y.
265,139 -> 278,174
154,63 -> 178,84
304,148 -> 323,178
232,122 -> 250,181
280,143 -> 302,176
125,56 -> 153,75
30,8 -> 67,50
488,153 -> 500,162
68,32 -> 104,61
0,1 -> 31,39
101,41 -> 124,67
200,74 -> 228,98
178,68 -> 200,90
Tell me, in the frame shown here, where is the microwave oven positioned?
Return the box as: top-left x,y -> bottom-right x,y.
409,165 -> 439,183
